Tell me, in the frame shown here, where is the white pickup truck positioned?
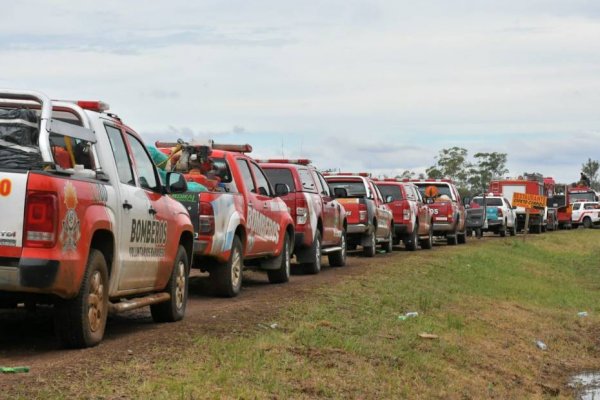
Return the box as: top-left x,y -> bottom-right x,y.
0,90 -> 194,348
571,201 -> 600,228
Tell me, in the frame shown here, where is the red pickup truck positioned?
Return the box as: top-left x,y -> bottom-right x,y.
324,173 -> 394,257
410,179 -> 467,245
155,141 -> 295,298
374,179 -> 433,250
258,159 -> 348,273
0,90 -> 194,348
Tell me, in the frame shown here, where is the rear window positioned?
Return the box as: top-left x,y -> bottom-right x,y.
415,183 -> 453,200
328,180 -> 367,197
472,197 -> 503,206
298,168 -> 317,192
377,185 -> 403,201
263,168 -> 296,191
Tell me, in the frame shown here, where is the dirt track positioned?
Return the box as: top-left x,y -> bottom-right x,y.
0,237 -> 488,392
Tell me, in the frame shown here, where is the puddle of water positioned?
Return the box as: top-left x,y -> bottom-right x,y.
570,372 -> 600,400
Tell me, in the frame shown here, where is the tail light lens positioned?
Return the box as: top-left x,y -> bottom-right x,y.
497,207 -> 503,217
359,204 -> 368,223
296,196 -> 308,225
198,201 -> 215,234
24,192 -> 58,248
402,208 -> 410,221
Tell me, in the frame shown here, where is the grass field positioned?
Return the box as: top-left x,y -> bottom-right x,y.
15,230 -> 600,399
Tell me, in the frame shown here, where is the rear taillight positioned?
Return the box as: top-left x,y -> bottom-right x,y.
198,201 -> 215,234
497,207 -> 503,217
24,192 -> 58,248
402,208 -> 410,221
359,204 -> 368,223
296,196 -> 308,225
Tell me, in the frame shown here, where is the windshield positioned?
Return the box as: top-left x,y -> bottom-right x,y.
328,180 -> 367,197
570,192 -> 597,203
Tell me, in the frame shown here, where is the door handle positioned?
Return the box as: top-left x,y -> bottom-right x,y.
122,201 -> 132,210
148,207 -> 157,216
263,203 -> 269,209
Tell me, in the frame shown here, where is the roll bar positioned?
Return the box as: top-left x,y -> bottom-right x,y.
0,89 -> 99,168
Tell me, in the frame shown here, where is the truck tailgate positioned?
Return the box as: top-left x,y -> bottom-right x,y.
0,171 -> 27,255
337,198 -> 362,225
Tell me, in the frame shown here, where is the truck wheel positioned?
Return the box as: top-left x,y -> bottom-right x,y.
328,231 -> 347,267
447,225 -> 458,245
457,227 -> 467,244
362,230 -> 377,257
301,230 -> 322,275
268,233 -> 291,284
583,217 -> 592,229
54,249 -> 109,349
420,226 -> 433,250
151,245 -> 189,323
404,226 -> 418,251
509,227 -> 516,236
211,236 -> 243,297
383,228 -> 393,253
531,225 -> 541,234
500,223 -> 507,237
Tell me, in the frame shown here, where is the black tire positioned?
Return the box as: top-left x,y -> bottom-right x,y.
509,227 -> 516,236
404,224 -> 418,251
54,249 -> 109,349
530,224 -> 541,234
151,245 -> 189,323
420,225 -> 433,250
457,227 -> 467,244
268,233 -> 291,284
583,217 -> 593,229
211,236 -> 243,297
302,230 -> 322,274
447,225 -> 458,245
328,230 -> 347,267
362,229 -> 377,257
383,228 -> 393,253
500,223 -> 507,237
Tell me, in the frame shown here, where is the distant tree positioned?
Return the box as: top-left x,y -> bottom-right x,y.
395,170 -> 415,180
426,147 -> 471,192
468,152 -> 508,194
581,158 -> 600,190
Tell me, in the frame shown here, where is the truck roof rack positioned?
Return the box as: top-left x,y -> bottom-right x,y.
256,159 -> 311,165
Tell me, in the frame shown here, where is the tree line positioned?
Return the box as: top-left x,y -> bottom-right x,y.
394,147 -> 600,197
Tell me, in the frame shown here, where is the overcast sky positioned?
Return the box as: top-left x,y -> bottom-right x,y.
1,1 -> 599,182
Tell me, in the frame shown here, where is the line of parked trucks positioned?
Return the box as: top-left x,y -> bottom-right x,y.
0,90 -> 596,348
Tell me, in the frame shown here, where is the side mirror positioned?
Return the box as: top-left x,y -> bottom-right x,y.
166,172 -> 188,194
333,187 -> 348,198
385,195 -> 394,203
465,204 -> 471,209
425,197 -> 434,205
274,183 -> 290,197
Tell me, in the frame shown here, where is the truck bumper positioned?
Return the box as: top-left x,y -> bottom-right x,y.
394,224 -> 409,236
347,224 -> 369,235
432,222 -> 454,233
0,258 -> 60,292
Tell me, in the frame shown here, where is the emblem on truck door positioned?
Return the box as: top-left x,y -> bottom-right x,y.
59,181 -> 81,252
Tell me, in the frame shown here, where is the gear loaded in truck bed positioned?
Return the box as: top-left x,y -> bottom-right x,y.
0,108 -> 44,170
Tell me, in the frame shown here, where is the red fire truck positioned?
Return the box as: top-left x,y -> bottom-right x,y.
489,174 -> 547,233
547,182 -> 598,229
